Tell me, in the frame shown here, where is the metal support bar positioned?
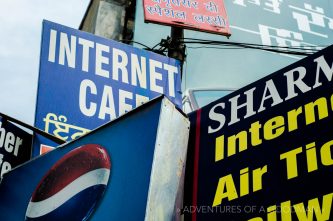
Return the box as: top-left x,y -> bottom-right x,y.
0,112 -> 65,145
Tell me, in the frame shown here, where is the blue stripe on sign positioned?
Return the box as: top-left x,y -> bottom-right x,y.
25,185 -> 106,221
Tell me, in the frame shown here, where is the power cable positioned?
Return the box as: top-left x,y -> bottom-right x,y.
177,37 -> 323,56
121,39 -> 152,50
122,37 -> 326,57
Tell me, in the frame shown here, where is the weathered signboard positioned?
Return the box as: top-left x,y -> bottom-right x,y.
33,20 -> 182,156
143,0 -> 231,36
0,117 -> 32,177
185,44 -> 333,220
1,97 -> 189,220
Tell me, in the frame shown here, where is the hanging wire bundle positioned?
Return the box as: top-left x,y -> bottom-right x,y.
123,37 -> 325,57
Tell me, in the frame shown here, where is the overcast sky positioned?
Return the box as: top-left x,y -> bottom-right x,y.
0,0 -> 90,124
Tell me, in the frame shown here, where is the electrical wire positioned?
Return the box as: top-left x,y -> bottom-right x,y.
122,37 -> 326,57
121,39 -> 152,50
180,37 -> 323,50
187,46 -> 253,50
177,37 -> 324,56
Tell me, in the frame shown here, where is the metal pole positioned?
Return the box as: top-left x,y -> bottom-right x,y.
0,112 -> 65,145
168,27 -> 185,79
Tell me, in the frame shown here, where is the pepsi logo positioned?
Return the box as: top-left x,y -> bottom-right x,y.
25,144 -> 111,221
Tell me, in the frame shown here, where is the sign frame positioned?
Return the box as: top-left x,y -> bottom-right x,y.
143,0 -> 231,37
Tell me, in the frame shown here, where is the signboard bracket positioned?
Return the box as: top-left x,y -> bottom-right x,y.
0,112 -> 65,145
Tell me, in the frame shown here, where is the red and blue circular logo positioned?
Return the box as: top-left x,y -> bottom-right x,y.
25,144 -> 111,221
